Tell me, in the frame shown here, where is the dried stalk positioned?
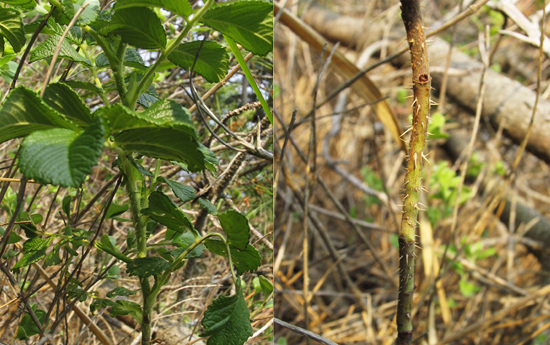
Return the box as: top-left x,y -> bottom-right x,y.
396,0 -> 431,344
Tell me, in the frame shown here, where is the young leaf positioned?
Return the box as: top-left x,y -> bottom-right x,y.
90,298 -> 117,314
19,118 -> 105,188
30,35 -> 91,65
106,287 -> 138,298
126,257 -> 171,277
94,234 -> 132,263
157,176 -> 195,203
0,226 -> 22,244
217,210 -> 251,251
62,0 -> 100,25
0,87 -> 81,144
128,156 -> 153,177
95,48 -> 147,70
201,1 -> 273,56
115,0 -> 192,18
200,285 -> 253,345
43,83 -> 93,128
198,199 -> 217,215
168,231 -> 204,258
0,8 -> 26,53
168,41 -> 230,83
102,7 -> 166,50
110,300 -> 143,324
258,275 -> 273,297
204,239 -> 261,275
16,305 -> 46,340
12,237 -> 54,269
62,195 -> 72,218
105,203 -> 129,219
62,80 -> 104,97
141,191 -> 196,236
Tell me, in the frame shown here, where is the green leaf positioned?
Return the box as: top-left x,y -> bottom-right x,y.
105,203 -> 129,219
157,176 -> 195,203
102,7 -> 166,50
126,257 -> 171,277
30,34 -> 91,65
62,80 -> 103,96
204,240 -> 261,275
168,41 -> 230,83
16,305 -> 46,340
115,0 -> 192,18
62,195 -> 72,218
63,0 -> 100,25
94,234 -> 132,263
258,276 -> 272,297
43,83 -> 93,128
106,287 -> 138,298
0,8 -> 26,53
0,0 -> 35,10
13,237 -> 54,269
128,156 -> 153,177
0,87 -> 81,144
44,238 -> 70,266
90,298 -> 117,314
95,48 -> 147,70
217,210 -> 251,251
459,279 -> 481,297
110,300 -> 142,324
0,226 -> 22,244
198,199 -> 217,215
201,1 -> 273,56
200,285 -> 253,345
169,231 -> 204,258
141,191 -> 196,236
19,117 -> 105,188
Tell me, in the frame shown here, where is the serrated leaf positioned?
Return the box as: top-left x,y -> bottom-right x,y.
90,298 -> 117,314
168,41 -> 229,83
30,34 -> 91,65
13,237 -> 54,269
19,118 -> 105,188
141,191 -> 196,236
217,210 -> 250,251
94,234 -> 132,263
106,287 -> 137,298
126,257 -> 171,277
63,0 -> 100,25
43,18 -> 83,44
110,300 -> 142,324
201,1 -> 273,56
205,240 -> 260,275
0,87 -> 81,144
157,176 -> 195,203
0,8 -> 26,53
200,286 -> 253,345
62,80 -> 103,96
198,199 -> 217,215
0,0 -> 35,9
258,276 -> 273,297
42,83 -> 93,127
44,238 -> 70,267
115,0 -> 191,18
102,7 -> 166,49
95,48 -> 147,70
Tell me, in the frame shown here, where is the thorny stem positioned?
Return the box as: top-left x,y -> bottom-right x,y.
397,0 -> 431,344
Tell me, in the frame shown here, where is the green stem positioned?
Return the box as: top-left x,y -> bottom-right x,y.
84,28 -> 128,105
80,44 -> 110,105
225,36 -> 273,124
129,0 -> 216,108
397,0 -> 431,344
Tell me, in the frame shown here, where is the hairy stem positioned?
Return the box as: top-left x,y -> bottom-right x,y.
397,0 -> 431,344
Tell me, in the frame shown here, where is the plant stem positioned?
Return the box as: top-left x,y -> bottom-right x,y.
225,36 -> 272,124
397,0 -> 431,344
129,0 -> 216,108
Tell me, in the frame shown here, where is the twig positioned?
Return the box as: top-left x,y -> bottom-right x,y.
274,318 -> 339,345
